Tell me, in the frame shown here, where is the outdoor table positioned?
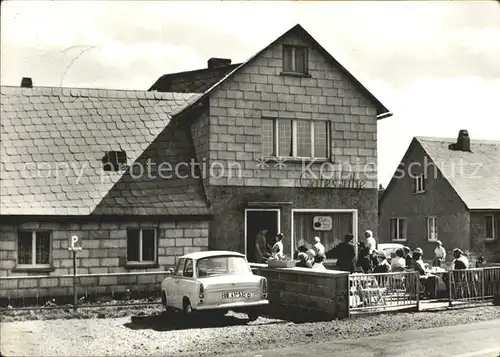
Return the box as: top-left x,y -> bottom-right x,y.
429,268 -> 448,299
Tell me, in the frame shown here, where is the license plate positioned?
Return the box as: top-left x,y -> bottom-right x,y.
222,291 -> 252,299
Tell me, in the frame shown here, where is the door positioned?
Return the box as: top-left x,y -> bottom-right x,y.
170,258 -> 185,309
245,209 -> 280,263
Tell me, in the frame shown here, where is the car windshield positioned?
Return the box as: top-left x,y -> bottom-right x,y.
196,256 -> 252,277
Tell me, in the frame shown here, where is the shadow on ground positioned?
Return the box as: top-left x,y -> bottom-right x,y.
124,306 -> 332,331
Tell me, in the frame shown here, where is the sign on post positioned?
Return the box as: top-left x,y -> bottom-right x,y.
68,235 -> 82,251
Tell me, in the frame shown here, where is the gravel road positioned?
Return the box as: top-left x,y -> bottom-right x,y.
1,305 -> 500,357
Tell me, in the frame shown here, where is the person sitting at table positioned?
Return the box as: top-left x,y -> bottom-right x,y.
413,250 -> 438,299
403,246 -> 412,268
475,256 -> 485,268
295,252 -> 312,268
452,248 -> 469,269
312,254 -> 327,271
374,250 -> 391,273
306,249 -> 316,267
391,248 -> 406,271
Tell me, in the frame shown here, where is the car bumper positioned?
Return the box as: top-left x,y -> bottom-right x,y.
195,299 -> 269,311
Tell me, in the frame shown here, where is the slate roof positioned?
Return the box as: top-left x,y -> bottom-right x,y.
149,63 -> 241,93
416,136 -> 500,210
171,24 -> 392,119
0,86 -> 211,216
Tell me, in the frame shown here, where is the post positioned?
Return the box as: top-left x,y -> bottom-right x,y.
73,249 -> 77,311
68,235 -> 82,311
415,272 -> 420,312
448,271 -> 453,307
480,269 -> 484,302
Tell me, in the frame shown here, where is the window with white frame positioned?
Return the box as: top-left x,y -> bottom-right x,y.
390,218 -> 407,241
17,230 -> 51,266
413,174 -> 425,193
261,118 -> 330,158
426,216 -> 438,241
283,45 -> 308,74
127,228 -> 157,263
485,215 -> 495,240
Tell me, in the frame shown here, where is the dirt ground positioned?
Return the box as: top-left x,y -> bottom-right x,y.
1,305 -> 500,357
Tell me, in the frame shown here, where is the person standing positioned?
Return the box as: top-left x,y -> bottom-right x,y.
272,233 -> 285,259
313,236 -> 326,258
432,241 -> 446,267
254,229 -> 269,263
403,246 -> 412,267
364,230 -> 377,254
331,233 -> 356,273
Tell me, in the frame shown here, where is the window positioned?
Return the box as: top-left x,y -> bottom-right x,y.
485,215 -> 495,240
17,231 -> 51,267
390,218 -> 407,241
283,45 -> 308,74
261,118 -> 330,159
183,259 -> 194,277
196,256 -> 252,277
413,174 -> 425,193
102,150 -> 127,171
126,228 -> 157,263
174,258 -> 186,276
426,216 -> 438,241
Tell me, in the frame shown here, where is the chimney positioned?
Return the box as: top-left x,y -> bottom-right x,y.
207,58 -> 232,69
448,129 -> 471,152
20,77 -> 33,88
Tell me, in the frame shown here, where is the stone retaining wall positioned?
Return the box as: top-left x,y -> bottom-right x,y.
0,271 -> 172,302
254,266 -> 350,319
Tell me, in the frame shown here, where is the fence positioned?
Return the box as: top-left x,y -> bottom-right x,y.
0,271 -> 172,311
349,271 -> 420,312
448,267 -> 500,306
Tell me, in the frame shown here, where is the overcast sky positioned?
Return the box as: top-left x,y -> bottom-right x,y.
1,1 -> 499,186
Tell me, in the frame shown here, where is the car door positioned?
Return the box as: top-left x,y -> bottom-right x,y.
181,258 -> 197,307
170,258 -> 186,309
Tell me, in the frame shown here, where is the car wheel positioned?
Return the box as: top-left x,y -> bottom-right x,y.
183,298 -> 193,316
161,292 -> 171,313
247,308 -> 260,322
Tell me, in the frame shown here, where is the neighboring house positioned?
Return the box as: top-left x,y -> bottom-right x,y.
1,23 -> 391,299
150,24 -> 391,262
378,130 -> 500,262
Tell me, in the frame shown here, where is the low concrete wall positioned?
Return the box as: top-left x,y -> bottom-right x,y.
0,271 -> 172,304
254,266 -> 350,320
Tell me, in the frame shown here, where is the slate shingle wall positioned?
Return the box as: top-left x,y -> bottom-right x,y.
206,33 -> 379,189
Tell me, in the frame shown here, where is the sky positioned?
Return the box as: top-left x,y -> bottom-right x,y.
1,1 -> 499,187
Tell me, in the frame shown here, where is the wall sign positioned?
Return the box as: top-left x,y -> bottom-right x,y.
313,216 -> 332,231
298,171 -> 366,190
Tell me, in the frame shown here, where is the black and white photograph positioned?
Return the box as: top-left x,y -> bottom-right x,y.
1,1 -> 499,356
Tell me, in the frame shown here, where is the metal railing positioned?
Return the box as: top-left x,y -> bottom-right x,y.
0,271 -> 172,311
349,271 -> 420,312
448,267 -> 500,306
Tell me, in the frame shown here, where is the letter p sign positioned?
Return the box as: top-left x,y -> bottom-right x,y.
69,235 -> 82,251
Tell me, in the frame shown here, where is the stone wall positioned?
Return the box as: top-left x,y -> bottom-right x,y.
378,143 -> 470,260
0,219 -> 209,277
205,31 -> 379,189
254,266 -> 350,319
207,186 -> 377,257
0,271 -> 172,301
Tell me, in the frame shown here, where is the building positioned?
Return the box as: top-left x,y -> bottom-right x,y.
378,130 -> 500,262
150,24 -> 391,262
1,24 -> 391,298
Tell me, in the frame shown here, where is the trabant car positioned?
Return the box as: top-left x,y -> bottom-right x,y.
161,251 -> 269,321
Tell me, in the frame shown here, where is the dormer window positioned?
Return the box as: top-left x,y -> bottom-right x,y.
102,150 -> 127,171
282,45 -> 308,75
413,174 -> 425,194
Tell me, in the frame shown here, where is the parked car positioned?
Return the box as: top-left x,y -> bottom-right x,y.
377,243 -> 405,262
160,250 -> 269,321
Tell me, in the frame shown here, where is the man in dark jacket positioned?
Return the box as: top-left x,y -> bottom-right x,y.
331,233 -> 356,273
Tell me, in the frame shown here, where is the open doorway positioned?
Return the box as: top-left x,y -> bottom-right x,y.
245,209 -> 280,263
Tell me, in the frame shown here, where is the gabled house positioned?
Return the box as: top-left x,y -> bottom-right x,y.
150,23 -> 391,262
1,23 -> 391,299
378,130 -> 500,262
